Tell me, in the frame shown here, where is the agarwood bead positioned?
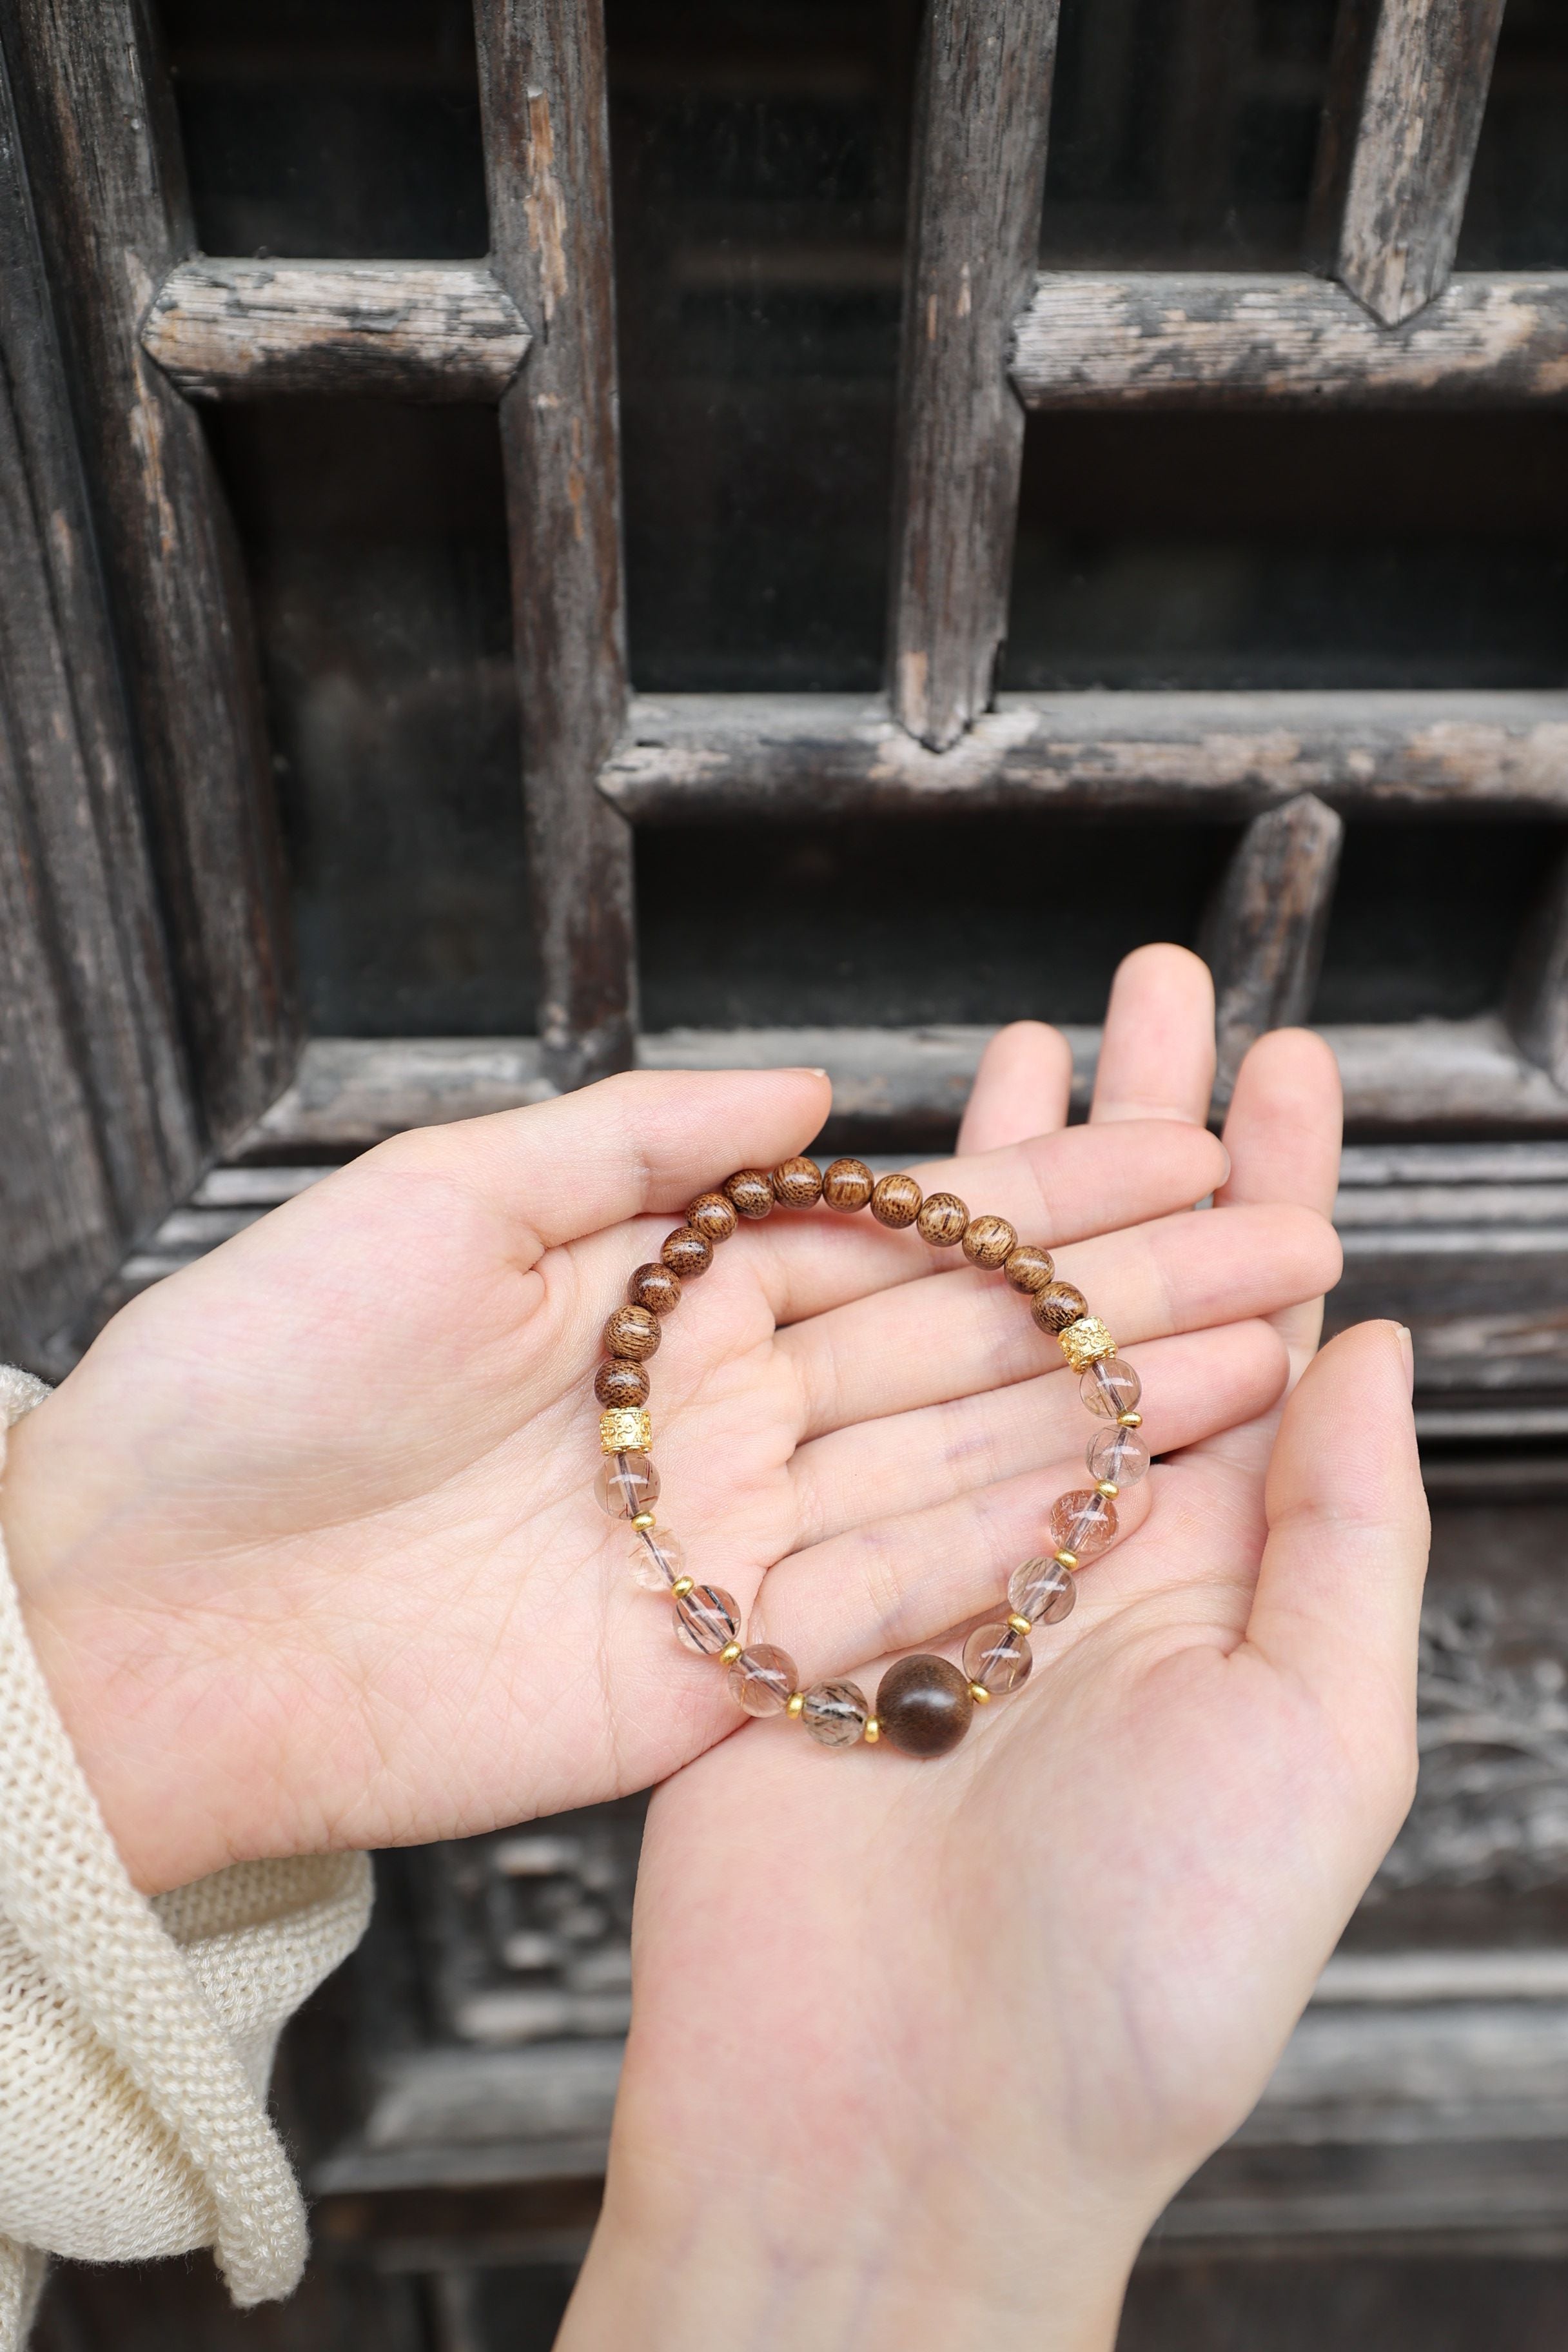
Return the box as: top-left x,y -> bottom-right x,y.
604,1302 -> 662,1360
917,1191 -> 968,1246
687,1190 -> 739,1244
725,1169 -> 775,1220
628,1261 -> 682,1317
662,1226 -> 714,1280
1004,1244 -> 1055,1293
823,1157 -> 874,1211
870,1171 -> 923,1228
772,1155 -> 823,1208
595,1358 -> 651,1409
1031,1280 -> 1088,1335
876,1654 -> 974,1758
963,1213 -> 1017,1268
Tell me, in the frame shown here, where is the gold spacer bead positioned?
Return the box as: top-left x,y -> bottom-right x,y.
718,1640 -> 743,1665
786,1691 -> 805,1718
968,1681 -> 992,1704
863,1715 -> 881,1744
1095,1480 -> 1119,1500
1006,1613 -> 1032,1639
600,1406 -> 652,1455
1057,1314 -> 1116,1373
1054,1549 -> 1079,1571
630,1511 -> 656,1531
671,1575 -> 694,1600
1117,1410 -> 1142,1428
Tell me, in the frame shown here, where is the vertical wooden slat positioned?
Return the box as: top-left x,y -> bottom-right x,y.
475,0 -> 636,1089
1,0 -> 297,1148
1505,847 -> 1568,1098
1200,794 -> 1345,1102
1308,0 -> 1507,328
886,0 -> 1061,752
0,39 -> 200,1359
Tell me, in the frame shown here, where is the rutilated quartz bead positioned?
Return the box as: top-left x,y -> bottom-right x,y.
823,1157 -> 874,1211
1031,1281 -> 1088,1336
594,1358 -> 650,1409
674,1583 -> 742,1654
1004,1244 -> 1055,1293
724,1170 -> 775,1220
916,1191 -> 968,1246
628,1261 -> 681,1317
963,1622 -> 1033,1696
772,1157 -> 823,1207
1050,1487 -> 1118,1560
801,1680 -> 870,1747
628,1524 -> 686,1591
605,1302 -> 661,1360
1088,1423 -> 1150,1486
962,1213 -> 1016,1268
1008,1555 -> 1077,1626
870,1171 -> 923,1228
662,1226 -> 714,1280
596,1451 -> 660,1519
688,1190 -> 739,1244
727,1644 -> 798,1715
1081,1357 -> 1141,1419
875,1654 -> 974,1757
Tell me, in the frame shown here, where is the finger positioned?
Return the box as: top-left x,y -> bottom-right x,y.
1090,944 -> 1216,1126
956,1022 -> 1075,1154
1242,1322 -> 1428,1801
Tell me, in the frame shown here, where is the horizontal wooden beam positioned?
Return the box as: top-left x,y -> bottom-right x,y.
1010,272 -> 1568,409
141,259 -> 531,401
600,691 -> 1568,821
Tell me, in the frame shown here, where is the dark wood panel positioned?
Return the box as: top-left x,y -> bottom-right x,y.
1204,795 -> 1344,1101
141,260 -> 530,402
1011,272 -> 1568,408
1507,845 -> 1568,1097
886,0 -> 1060,749
476,0 -> 636,1089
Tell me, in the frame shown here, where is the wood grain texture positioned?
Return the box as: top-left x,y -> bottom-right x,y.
1,0 -> 298,1147
0,41 -> 199,1360
886,0 -> 1060,749
1313,0 -> 1507,327
476,0 -> 636,1088
1202,795 -> 1344,1101
1011,271 -> 1568,407
601,690 -> 1568,820
141,259 -> 531,402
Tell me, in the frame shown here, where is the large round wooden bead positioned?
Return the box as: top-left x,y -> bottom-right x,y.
823,1157 -> 874,1212
687,1190 -> 739,1244
662,1225 -> 714,1280
772,1156 -> 823,1208
1004,1244 -> 1055,1293
870,1171 -> 923,1229
875,1654 -> 974,1758
963,1213 -> 1017,1268
605,1302 -> 661,1360
595,1358 -> 651,1409
1031,1280 -> 1088,1335
725,1169 -> 775,1220
629,1261 -> 682,1317
917,1191 -> 968,1247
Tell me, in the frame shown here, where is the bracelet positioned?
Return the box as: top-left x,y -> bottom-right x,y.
591,1157 -> 1148,1759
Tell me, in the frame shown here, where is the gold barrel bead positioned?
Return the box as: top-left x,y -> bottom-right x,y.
600,1407 -> 652,1455
1006,1613 -> 1032,1639
863,1715 -> 881,1744
671,1576 -> 695,1600
718,1640 -> 744,1665
630,1511 -> 656,1531
786,1690 -> 806,1718
968,1681 -> 992,1704
1096,1480 -> 1119,1500
1054,1549 -> 1079,1571
1058,1315 -> 1117,1372
1117,1411 -> 1143,1428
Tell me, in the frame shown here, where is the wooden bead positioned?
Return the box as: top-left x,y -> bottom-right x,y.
605,1303 -> 661,1360
628,1262 -> 682,1317
662,1226 -> 714,1280
1004,1244 -> 1055,1293
963,1213 -> 1017,1268
916,1190 -> 968,1246
822,1157 -> 874,1211
1031,1280 -> 1088,1335
870,1171 -> 923,1228
687,1190 -> 739,1244
875,1654 -> 974,1758
724,1170 -> 775,1220
772,1155 -> 823,1208
595,1358 -> 650,1409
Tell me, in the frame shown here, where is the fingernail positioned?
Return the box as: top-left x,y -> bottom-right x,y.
1395,1323 -> 1415,1394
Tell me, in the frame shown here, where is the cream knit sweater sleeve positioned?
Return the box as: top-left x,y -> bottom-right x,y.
0,1367 -> 373,2346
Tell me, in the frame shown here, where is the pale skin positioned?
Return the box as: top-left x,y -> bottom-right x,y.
0,946 -> 1427,2344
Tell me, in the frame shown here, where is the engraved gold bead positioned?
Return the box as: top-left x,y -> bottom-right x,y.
786,1691 -> 805,1718
600,1406 -> 652,1455
968,1681 -> 992,1704
630,1510 -> 656,1531
863,1715 -> 881,1744
1054,1549 -> 1079,1571
1057,1315 -> 1116,1373
718,1640 -> 744,1665
1095,1480 -> 1119,1500
1117,1410 -> 1142,1428
1007,1613 -> 1032,1638
671,1575 -> 694,1600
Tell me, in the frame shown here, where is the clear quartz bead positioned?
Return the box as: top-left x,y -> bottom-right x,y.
1050,1487 -> 1118,1560
674,1583 -> 741,1654
963,1621 -> 1033,1696
801,1680 -> 869,1746
1080,1357 -> 1141,1420
1007,1554 -> 1077,1627
594,1450 -> 660,1519
1086,1424 -> 1150,1487
727,1643 -> 798,1715
627,1524 -> 685,1591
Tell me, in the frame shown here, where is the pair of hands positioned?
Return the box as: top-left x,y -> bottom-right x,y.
1,946 -> 1428,2349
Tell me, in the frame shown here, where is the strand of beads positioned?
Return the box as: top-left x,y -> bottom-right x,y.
591,1155 -> 1146,1761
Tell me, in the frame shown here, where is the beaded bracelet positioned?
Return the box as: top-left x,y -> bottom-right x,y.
592,1156 -> 1147,1760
